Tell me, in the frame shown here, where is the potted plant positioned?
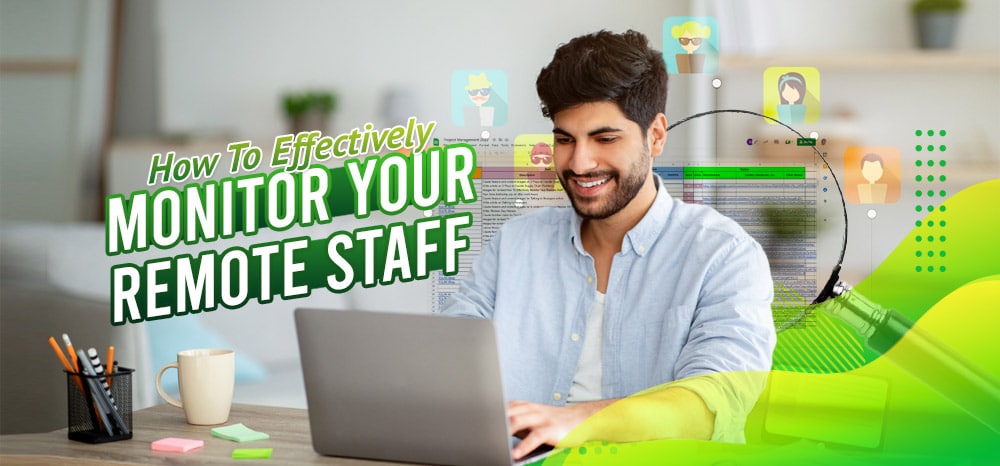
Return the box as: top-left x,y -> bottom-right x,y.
283,90 -> 338,133
911,0 -> 965,49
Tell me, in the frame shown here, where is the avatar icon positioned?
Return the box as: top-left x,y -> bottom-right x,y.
776,72 -> 807,124
857,153 -> 888,203
671,20 -> 711,73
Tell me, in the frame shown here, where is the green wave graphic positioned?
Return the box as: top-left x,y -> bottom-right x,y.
544,276 -> 1000,464
773,178 -> 1000,373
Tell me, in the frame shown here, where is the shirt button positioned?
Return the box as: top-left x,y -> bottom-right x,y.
638,245 -> 646,253
571,333 -> 580,342
553,392 -> 562,401
587,276 -> 594,284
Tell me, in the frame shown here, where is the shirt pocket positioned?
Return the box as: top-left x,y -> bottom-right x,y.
620,303 -> 696,391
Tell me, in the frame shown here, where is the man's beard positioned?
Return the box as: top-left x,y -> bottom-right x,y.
557,149 -> 650,220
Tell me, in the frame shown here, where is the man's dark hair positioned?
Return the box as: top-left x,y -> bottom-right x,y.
536,30 -> 668,131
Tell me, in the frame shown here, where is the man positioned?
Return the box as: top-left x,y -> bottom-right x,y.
443,30 -> 775,459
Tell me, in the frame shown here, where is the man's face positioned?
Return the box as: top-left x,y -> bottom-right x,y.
552,101 -> 653,220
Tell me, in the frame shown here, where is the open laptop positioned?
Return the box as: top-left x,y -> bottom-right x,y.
296,308 -> 537,466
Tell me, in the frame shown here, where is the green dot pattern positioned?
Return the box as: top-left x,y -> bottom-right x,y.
913,128 -> 948,273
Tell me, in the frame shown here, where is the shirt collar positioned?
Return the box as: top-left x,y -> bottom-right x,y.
569,175 -> 674,257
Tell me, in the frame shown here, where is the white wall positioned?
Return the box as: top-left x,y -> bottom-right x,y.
134,0 -> 1000,295
0,0 -> 111,222
154,0 -> 690,142
698,0 -> 1000,284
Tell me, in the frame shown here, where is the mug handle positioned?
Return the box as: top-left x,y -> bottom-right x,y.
155,362 -> 183,408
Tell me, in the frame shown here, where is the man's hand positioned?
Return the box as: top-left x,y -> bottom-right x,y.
507,399 -> 616,460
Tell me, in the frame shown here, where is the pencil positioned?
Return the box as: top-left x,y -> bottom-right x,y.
62,334 -> 78,371
47,336 -> 73,372
49,337 -> 86,398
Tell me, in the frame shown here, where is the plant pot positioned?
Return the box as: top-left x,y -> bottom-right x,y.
290,110 -> 329,134
914,12 -> 960,49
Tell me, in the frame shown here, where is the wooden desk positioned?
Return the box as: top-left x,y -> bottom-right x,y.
0,403 -> 414,465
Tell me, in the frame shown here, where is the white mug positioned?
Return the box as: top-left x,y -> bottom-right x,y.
155,348 -> 235,425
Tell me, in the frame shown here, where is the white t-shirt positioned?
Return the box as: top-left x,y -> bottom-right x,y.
567,291 -> 604,403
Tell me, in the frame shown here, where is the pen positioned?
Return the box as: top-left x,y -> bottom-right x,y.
819,281 -> 1000,434
87,348 -> 117,410
62,334 -> 78,371
77,349 -> 130,436
75,349 -> 114,436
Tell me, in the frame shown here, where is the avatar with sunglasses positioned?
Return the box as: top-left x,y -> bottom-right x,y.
462,72 -> 507,127
670,20 -> 711,73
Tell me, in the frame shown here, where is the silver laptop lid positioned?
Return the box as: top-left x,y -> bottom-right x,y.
295,308 -> 514,466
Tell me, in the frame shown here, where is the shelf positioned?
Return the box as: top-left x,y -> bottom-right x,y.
0,58 -> 79,74
718,51 -> 1000,72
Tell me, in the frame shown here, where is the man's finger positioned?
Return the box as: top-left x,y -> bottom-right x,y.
508,407 -> 546,434
512,431 -> 546,460
506,402 -> 539,418
506,399 -> 534,410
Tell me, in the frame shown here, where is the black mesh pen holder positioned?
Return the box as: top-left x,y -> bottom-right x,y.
66,368 -> 134,443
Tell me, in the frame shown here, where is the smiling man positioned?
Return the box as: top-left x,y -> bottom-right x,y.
444,30 -> 775,459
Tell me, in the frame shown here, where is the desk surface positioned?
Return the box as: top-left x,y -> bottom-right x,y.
0,403 -> 415,465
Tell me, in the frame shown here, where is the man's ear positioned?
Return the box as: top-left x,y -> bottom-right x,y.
648,113 -> 668,157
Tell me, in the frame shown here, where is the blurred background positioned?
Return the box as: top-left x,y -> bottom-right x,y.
2,0 -> 998,434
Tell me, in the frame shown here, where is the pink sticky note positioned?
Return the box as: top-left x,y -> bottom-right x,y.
151,437 -> 204,453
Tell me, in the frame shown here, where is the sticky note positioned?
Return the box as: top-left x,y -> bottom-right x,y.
151,437 -> 204,453
211,423 -> 270,443
232,448 -> 273,459
765,371 -> 889,448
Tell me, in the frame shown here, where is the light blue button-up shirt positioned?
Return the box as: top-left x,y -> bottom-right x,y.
443,177 -> 775,441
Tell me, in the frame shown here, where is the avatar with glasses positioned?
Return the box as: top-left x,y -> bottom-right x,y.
463,72 -> 508,127
671,20 -> 711,73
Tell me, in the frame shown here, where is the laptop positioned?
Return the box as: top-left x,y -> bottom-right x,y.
295,308 -> 521,466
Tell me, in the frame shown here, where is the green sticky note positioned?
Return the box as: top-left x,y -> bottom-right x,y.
765,371 -> 889,448
232,448 -> 272,459
211,423 -> 270,443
